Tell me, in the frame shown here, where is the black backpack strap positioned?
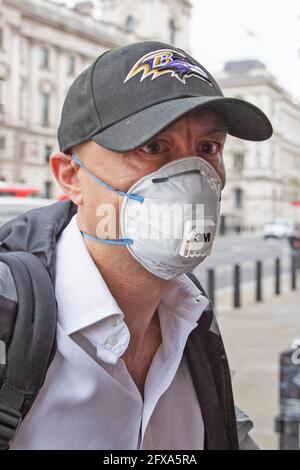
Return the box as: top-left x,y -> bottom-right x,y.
184,272 -> 239,449
0,251 -> 57,450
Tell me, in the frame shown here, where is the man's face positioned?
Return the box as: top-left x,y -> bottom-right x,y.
72,108 -> 227,236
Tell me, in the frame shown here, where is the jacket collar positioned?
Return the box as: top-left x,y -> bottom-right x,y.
0,200 -> 77,282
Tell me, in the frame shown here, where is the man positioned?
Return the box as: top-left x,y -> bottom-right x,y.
2,41 -> 272,449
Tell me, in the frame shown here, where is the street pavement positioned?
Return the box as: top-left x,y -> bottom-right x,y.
217,288 -> 300,450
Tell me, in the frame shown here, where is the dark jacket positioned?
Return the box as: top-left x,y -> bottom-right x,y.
0,200 -> 244,450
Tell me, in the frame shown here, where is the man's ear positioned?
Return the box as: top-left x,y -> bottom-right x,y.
50,151 -> 83,205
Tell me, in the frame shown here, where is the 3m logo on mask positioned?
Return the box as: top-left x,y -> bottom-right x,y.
179,220 -> 215,258
182,233 -> 211,258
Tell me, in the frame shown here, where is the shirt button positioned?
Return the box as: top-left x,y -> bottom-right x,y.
108,316 -> 117,327
107,335 -> 118,346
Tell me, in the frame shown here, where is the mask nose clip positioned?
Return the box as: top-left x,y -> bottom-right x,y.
152,169 -> 201,184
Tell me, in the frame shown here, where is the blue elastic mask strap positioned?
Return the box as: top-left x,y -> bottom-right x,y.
80,231 -> 133,246
71,153 -> 144,203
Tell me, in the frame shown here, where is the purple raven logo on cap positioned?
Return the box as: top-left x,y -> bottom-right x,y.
124,49 -> 213,86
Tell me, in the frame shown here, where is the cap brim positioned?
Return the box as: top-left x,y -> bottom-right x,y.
91,96 -> 273,152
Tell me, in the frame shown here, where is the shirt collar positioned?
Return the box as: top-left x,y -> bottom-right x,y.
162,274 -> 210,327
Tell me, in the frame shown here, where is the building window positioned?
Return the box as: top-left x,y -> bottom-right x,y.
40,47 -> 49,69
20,80 -> 27,121
19,141 -> 26,160
45,181 -> 53,199
0,79 -> 5,115
67,55 -> 76,75
125,15 -> 135,33
233,152 -> 245,172
21,38 -> 26,64
39,92 -> 49,126
169,18 -> 176,44
45,145 -> 52,163
234,188 -> 243,208
256,150 -> 261,168
0,137 -> 5,150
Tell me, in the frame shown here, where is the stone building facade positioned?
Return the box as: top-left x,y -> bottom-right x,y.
216,60 -> 300,232
0,0 -> 191,198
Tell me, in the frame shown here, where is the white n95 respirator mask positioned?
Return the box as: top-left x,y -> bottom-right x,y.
72,154 -> 222,280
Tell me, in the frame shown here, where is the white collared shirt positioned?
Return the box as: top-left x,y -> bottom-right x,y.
11,214 -> 210,450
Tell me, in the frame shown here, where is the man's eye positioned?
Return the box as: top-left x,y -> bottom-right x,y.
141,140 -> 166,155
198,142 -> 220,155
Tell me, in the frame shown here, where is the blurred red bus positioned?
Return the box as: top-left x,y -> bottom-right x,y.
0,182 -> 41,198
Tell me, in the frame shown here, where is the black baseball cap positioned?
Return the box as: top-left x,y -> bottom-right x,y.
58,41 -> 273,153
